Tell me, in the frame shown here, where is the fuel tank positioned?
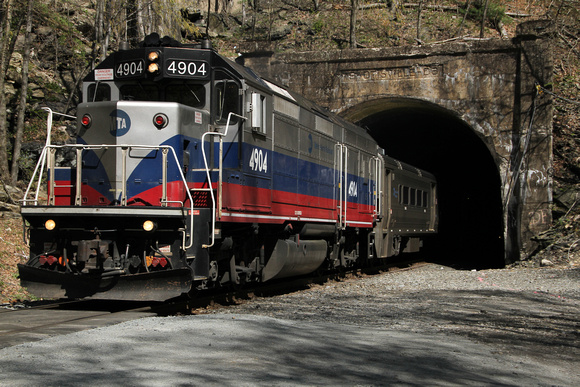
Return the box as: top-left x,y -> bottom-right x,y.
261,239 -> 327,282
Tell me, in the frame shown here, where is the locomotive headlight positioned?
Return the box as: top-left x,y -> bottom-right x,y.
143,220 -> 157,232
81,114 -> 92,128
45,219 -> 56,231
147,50 -> 160,74
153,113 -> 168,129
147,50 -> 160,62
147,62 -> 160,74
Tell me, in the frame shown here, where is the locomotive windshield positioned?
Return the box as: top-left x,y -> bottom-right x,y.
165,83 -> 205,107
85,80 -> 207,109
120,83 -> 158,101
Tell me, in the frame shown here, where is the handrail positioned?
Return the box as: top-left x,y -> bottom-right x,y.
200,112 -> 246,248
335,143 -> 348,230
372,155 -> 384,218
22,142 -> 195,249
22,108 -> 76,206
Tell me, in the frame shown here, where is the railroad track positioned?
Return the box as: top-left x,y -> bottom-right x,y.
0,256 -> 429,349
0,300 -> 159,349
177,256 -> 430,314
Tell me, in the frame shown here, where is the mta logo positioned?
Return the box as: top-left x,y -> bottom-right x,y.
110,109 -> 131,137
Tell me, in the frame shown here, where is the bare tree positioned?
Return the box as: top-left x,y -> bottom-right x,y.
456,0 -> 472,37
312,0 -> 320,12
350,0 -> 358,48
224,0 -> 234,14
10,0 -> 34,184
126,0 -> 142,46
92,0 -> 111,66
416,0 -> 424,43
480,0 -> 489,38
251,0 -> 258,40
0,0 -> 14,181
207,0 -> 212,36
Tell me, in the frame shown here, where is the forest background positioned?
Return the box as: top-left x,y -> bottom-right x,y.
0,0 -> 579,302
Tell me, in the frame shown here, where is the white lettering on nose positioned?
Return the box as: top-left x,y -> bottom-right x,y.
117,117 -> 126,129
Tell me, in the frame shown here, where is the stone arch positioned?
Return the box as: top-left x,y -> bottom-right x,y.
342,97 -> 506,268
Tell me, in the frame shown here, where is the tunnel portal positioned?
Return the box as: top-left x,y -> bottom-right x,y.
357,98 -> 505,268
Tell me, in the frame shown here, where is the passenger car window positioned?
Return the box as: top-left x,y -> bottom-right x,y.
402,186 -> 409,205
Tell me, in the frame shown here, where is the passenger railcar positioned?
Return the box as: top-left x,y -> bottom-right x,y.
18,33 -> 437,301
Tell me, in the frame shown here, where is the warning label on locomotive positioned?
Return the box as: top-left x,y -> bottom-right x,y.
95,69 -> 114,80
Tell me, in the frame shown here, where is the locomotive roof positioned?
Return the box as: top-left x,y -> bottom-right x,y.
224,58 -> 376,144
383,155 -> 436,181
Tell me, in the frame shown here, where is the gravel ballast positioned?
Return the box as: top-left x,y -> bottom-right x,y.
0,264 -> 578,386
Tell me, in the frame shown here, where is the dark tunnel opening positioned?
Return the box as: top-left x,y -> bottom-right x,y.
356,99 -> 506,269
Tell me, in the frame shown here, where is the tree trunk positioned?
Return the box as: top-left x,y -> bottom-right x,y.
11,0 -> 34,184
251,0 -> 257,40
312,0 -> 319,11
0,0 -> 14,181
207,0 -> 212,37
242,1 -> 246,25
136,0 -> 145,42
480,0 -> 490,38
416,0 -> 424,43
456,0 -> 472,37
126,0 -> 139,46
92,0 -> 104,68
101,1 -> 112,60
350,0 -> 358,48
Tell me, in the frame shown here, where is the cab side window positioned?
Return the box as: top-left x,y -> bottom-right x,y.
214,70 -> 240,125
87,83 -> 111,102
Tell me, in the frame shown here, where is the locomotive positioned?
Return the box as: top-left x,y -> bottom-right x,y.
19,33 -> 437,301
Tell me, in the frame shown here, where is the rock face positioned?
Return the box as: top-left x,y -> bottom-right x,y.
239,20 -> 554,266
0,185 -> 22,216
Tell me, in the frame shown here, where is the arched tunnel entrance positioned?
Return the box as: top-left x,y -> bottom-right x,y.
350,98 -> 505,269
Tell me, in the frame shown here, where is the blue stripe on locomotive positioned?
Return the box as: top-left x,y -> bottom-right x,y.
124,136 -> 184,199
72,132 -> 373,207
73,137 -> 114,201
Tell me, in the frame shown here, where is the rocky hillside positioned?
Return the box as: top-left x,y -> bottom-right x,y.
1,0 -> 579,303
